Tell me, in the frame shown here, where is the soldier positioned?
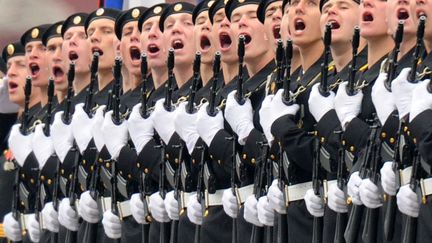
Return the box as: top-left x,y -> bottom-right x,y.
280,0 -> 302,75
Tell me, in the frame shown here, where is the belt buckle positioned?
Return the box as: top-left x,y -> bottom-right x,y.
234,187 -> 242,208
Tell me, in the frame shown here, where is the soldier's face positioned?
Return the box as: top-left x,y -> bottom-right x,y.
163,13 -> 195,66
359,0 -> 389,39
288,0 -> 323,48
320,0 -> 361,45
62,26 -> 91,75
263,1 -> 283,50
7,56 -> 27,106
386,0 -> 417,37
211,8 -> 238,64
231,4 -> 272,62
140,16 -> 167,69
413,0 -> 432,42
87,19 -> 118,71
121,21 -> 142,77
47,37 -> 67,92
194,11 -> 216,64
25,41 -> 49,87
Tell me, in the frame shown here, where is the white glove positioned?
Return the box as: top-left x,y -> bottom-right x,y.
335,82 -> 363,129
8,124 -> 33,166
359,178 -> 383,208
304,189 -> 324,217
259,94 -> 276,144
78,191 -> 100,223
152,99 -> 176,144
130,193 -> 148,224
92,105 -> 106,152
51,111 -> 74,162
164,191 -> 179,221
267,179 -> 286,214
71,103 -> 93,153
196,102 -> 224,146
32,124 -> 54,169
127,103 -> 154,153
102,210 -> 122,239
27,214 -> 40,243
257,196 -> 274,226
380,161 -> 398,196
392,68 -> 419,119
410,79 -> 432,122
397,184 -> 420,217
243,195 -> 263,227
3,212 -> 22,241
149,192 -> 170,223
174,102 -> 199,154
371,72 -> 396,125
58,198 -> 79,231
222,188 -> 239,218
187,194 -> 203,225
41,202 -> 59,233
269,89 -> 300,121
102,110 -> 128,159
347,171 -> 363,205
327,183 -> 348,213
308,83 -> 335,122
224,91 -> 254,145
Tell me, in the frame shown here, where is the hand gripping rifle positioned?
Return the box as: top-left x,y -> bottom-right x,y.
347,26 -> 360,96
283,39 -> 293,104
384,21 -> 404,91
187,52 -> 202,114
319,23 -> 332,97
334,130 -> 348,243
207,52 -> 221,116
236,35 -> 246,105
165,48 -> 175,111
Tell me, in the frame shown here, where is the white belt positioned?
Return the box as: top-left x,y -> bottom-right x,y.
100,197 -> 132,219
235,184 -> 254,204
399,166 -> 412,186
205,188 -> 226,207
421,178 -> 432,198
285,181 -> 312,202
323,180 -> 337,201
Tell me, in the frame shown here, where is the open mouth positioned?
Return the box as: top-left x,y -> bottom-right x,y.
130,47 -> 141,61
363,12 -> 374,22
397,9 -> 409,20
69,51 -> 79,61
273,25 -> 281,39
53,66 -> 64,78
200,36 -> 211,51
147,44 -> 160,54
8,81 -> 18,90
30,63 -> 40,76
417,10 -> 427,19
240,34 -> 252,45
219,33 -> 232,49
294,19 -> 306,31
328,20 -> 341,29
172,40 -> 184,50
92,47 -> 103,56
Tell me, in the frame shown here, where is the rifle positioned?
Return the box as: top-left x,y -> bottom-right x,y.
283,39 -> 293,104
207,52 -> 221,116
84,52 -> 99,114
275,39 -> 284,92
170,144 -> 184,243
194,146 -> 205,243
20,77 -> 32,134
112,57 -> 122,124
187,52 -> 201,114
140,54 -> 150,118
319,23 -> 332,97
334,131 -> 348,243
250,142 -> 266,243
312,137 -> 323,243
236,35 -> 245,105
63,62 -> 75,124
43,78 -> 55,136
408,16 -> 426,82
156,142 -> 169,243
165,48 -> 175,111
225,137 -> 238,243
384,21 -> 404,91
347,26 -> 360,96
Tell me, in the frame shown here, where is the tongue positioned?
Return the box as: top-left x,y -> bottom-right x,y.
201,38 -> 211,50
54,68 -> 64,77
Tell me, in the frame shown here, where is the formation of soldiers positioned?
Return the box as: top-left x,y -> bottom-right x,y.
1,0 -> 432,242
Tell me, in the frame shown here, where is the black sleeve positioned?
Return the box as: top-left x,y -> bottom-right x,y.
409,109 -> 432,165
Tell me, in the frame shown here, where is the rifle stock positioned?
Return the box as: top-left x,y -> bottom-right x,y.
236,35 -> 245,105
187,52 -> 201,114
384,21 -> 404,91
347,26 -> 360,96
84,52 -> 99,115
63,62 -> 75,124
207,52 -> 221,116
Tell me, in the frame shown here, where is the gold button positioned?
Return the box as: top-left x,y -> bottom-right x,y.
120,171 -> 123,175
69,175 -> 73,180
82,160 -> 86,165
61,169 -> 65,175
314,131 -> 318,136
137,163 -> 141,168
413,138 -> 417,144
30,179 -> 35,184
270,154 -> 275,160
407,131 -> 411,136
192,159 -> 196,164
242,154 -> 247,160
90,165 -> 94,172
204,209 -> 209,217
99,158 -> 103,163
165,154 -> 169,159
404,126 -> 408,132
349,146 -> 355,152
144,168 -> 149,174
381,132 -> 386,138
251,158 -> 256,164
342,140 -> 346,146
146,215 -> 153,222
389,138 -> 395,144
106,163 -> 110,168
21,201 -> 25,206
40,175 -> 45,181
21,174 -> 25,179
128,174 -> 132,179
175,158 -> 179,164
210,155 -> 213,159
47,179 -> 52,185
320,137 -> 325,143
347,197 -> 352,205
218,160 -> 221,164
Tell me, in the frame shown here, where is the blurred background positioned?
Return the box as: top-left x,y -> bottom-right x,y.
0,0 -> 197,49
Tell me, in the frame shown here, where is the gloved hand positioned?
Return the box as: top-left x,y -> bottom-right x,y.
32,124 -> 54,168
259,94 -> 276,144
102,210 -> 121,239
58,198 -> 79,231
187,194 -> 203,225
392,68 -> 420,119
51,111 -> 74,162
41,202 -> 59,232
152,99 -> 176,144
92,105 -> 106,152
243,195 -> 263,227
257,196 -> 274,226
196,102 -> 224,146
78,191 -> 100,223
308,83 -> 335,122
174,102 -> 199,154
130,193 -> 149,224
380,161 -> 398,196
27,213 -> 41,243
347,171 -> 363,205
149,192 -> 170,223
268,89 -> 300,124
359,178 -> 383,208
304,189 -> 324,217
102,110 -> 128,159
371,72 -> 396,125
410,79 -> 432,122
397,184 -> 420,217
8,124 -> 33,166
327,183 -> 348,213
267,179 -> 286,214
224,91 -> 254,145
335,82 -> 363,129
127,103 -> 154,153
3,212 -> 22,241
164,191 -> 179,221
222,188 -> 239,218
71,103 -> 93,153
